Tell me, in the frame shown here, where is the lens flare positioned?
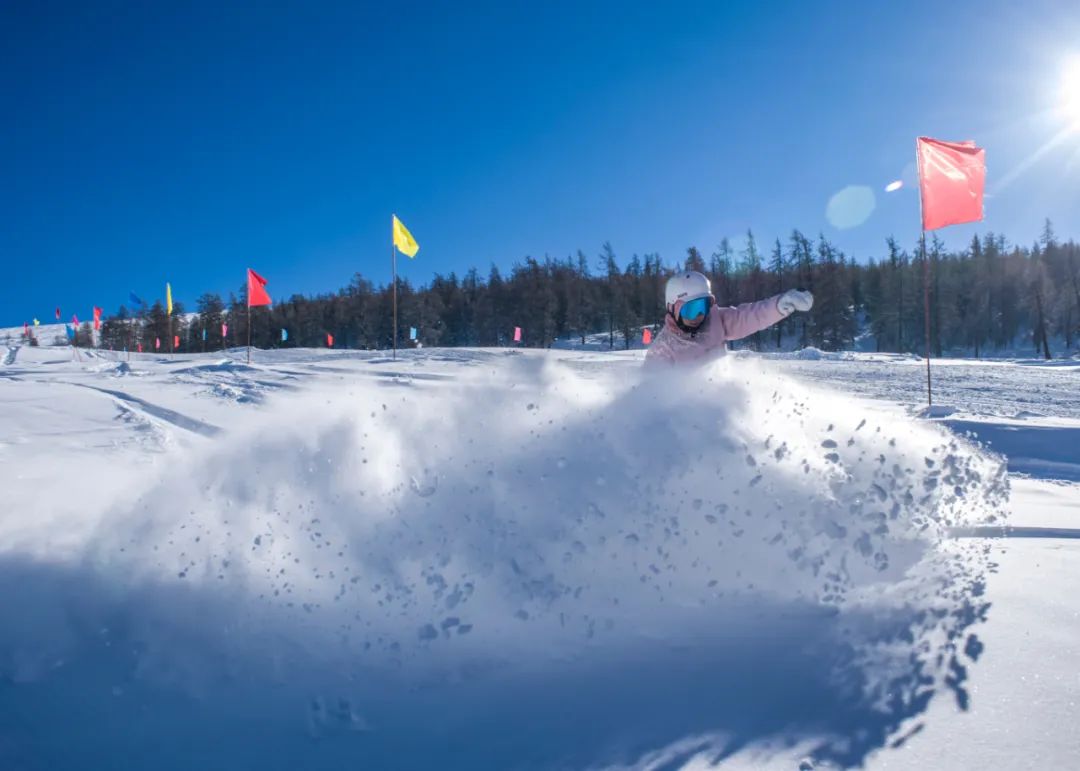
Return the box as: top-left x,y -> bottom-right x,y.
825,185 -> 876,230
1064,57 -> 1080,126
885,180 -> 903,193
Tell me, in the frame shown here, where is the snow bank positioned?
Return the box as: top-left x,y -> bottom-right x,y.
0,354 -> 1009,769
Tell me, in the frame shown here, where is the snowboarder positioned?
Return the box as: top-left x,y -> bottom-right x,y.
644,270 -> 813,366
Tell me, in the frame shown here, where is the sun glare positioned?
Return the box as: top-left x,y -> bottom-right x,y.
1064,57 -> 1080,125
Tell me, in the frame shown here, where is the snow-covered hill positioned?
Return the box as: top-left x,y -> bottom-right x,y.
1,344 -> 1077,769
1,321 -> 72,348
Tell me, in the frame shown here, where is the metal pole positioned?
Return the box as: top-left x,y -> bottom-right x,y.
392,243 -> 398,361
922,232 -> 932,408
247,302 -> 252,364
915,137 -> 932,409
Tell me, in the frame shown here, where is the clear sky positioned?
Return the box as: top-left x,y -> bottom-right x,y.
4,0 -> 1080,324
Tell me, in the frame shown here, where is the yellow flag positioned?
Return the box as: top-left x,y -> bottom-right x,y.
33,318 -> 40,326
166,283 -> 173,315
392,214 -> 419,258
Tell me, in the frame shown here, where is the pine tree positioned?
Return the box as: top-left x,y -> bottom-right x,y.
929,234 -> 944,357
684,246 -> 707,273
882,237 -> 906,352
809,235 -> 855,350
600,243 -> 621,349
712,238 -> 736,304
788,230 -> 815,348
739,231 -> 764,349
1027,244 -> 1053,359
195,293 -> 226,351
640,253 -> 665,332
770,238 -> 786,348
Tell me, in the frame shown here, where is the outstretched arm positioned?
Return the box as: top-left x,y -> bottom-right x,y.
717,290 -> 812,341
716,296 -> 787,341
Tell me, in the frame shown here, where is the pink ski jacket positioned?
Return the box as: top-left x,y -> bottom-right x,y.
644,295 -> 789,367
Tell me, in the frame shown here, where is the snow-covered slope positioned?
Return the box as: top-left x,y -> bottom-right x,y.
1,321 -> 72,348
0,345 -> 1076,769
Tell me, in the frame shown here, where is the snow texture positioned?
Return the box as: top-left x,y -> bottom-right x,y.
1,344 -> 1072,770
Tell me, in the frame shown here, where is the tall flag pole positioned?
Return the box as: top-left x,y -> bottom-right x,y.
392,238 -> 397,360
166,282 -> 174,356
915,136 -> 986,408
246,268 -> 272,364
391,215 -> 420,360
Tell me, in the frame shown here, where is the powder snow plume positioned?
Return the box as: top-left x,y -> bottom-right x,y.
0,354 -> 1008,769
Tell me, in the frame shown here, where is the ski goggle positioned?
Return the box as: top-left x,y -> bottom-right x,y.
678,296 -> 711,322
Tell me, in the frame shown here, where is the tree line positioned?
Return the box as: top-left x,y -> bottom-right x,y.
84,220 -> 1078,359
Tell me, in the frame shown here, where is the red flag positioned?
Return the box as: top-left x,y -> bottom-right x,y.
247,268 -> 271,307
23,322 -> 29,337
642,328 -> 652,345
55,307 -> 61,320
916,137 -> 986,231
174,335 -> 180,349
93,307 -> 103,331
137,343 -> 143,353
326,333 -> 334,347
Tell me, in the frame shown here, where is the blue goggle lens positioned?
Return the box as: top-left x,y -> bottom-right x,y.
679,297 -> 710,321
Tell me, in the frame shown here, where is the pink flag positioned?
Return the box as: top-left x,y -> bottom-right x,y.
137,343 -> 143,353
513,326 -> 522,343
222,323 -> 228,338
642,328 -> 652,345
72,313 -> 80,326
247,268 -> 271,307
916,136 -> 986,231
173,335 -> 180,349
155,337 -> 161,350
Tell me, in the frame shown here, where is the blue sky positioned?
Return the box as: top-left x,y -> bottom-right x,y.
4,0 -> 1080,323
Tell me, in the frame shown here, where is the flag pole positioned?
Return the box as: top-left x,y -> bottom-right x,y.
915,137 -> 932,409
247,299 -> 252,364
392,241 -> 398,361
922,232 -> 932,408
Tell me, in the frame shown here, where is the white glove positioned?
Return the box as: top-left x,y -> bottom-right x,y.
777,289 -> 813,315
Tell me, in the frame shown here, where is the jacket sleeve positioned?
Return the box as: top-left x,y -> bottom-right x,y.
716,295 -> 789,341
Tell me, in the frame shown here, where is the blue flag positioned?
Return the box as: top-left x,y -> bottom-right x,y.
281,328 -> 288,342
409,327 -> 417,341
129,292 -> 146,307
65,324 -> 75,340
201,328 -> 207,341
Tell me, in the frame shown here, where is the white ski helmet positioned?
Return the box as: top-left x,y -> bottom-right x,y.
665,270 -> 712,310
